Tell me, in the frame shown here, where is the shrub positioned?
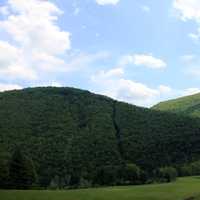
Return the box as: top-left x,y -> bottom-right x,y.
123,163 -> 141,185
191,161 -> 200,175
156,167 -> 177,182
179,165 -> 192,177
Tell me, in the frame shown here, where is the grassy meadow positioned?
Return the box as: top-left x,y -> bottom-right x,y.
1,177 -> 200,200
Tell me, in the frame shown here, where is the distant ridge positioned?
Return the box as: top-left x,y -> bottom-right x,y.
152,92 -> 200,117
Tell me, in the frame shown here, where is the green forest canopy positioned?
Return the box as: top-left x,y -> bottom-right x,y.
0,87 -> 200,187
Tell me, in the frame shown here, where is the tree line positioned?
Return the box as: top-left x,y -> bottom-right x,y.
0,148 -> 182,189
0,87 -> 200,189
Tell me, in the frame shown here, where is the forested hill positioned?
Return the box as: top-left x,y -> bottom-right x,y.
1,87 -> 200,187
152,93 -> 200,118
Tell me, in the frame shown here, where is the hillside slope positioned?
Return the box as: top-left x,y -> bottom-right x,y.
1,87 -> 200,186
152,93 -> 200,117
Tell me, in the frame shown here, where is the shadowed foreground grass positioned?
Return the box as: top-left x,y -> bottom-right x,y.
1,177 -> 200,200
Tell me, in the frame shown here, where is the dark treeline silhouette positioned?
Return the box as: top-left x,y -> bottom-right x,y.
1,148 -> 181,189
0,87 -> 200,189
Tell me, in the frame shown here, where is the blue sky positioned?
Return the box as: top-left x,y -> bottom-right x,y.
0,0 -> 200,107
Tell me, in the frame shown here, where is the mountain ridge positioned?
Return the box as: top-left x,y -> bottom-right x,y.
1,86 -> 200,187
152,92 -> 200,117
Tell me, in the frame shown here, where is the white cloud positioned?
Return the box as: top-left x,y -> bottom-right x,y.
0,0 -> 110,81
119,54 -> 167,69
173,0 -> 200,21
33,81 -> 62,88
0,0 -> 71,80
173,0 -> 200,41
105,68 -> 124,77
91,68 -> 171,107
51,81 -> 62,87
32,52 -> 66,72
0,83 -> 22,91
182,87 -> 200,96
158,85 -> 172,94
133,54 -> 166,69
189,32 -> 200,41
92,68 -> 124,80
1,0 -> 71,54
111,79 -> 159,101
0,40 -> 19,68
181,54 -> 196,62
96,0 -> 120,6
0,40 -> 37,80
92,67 -> 200,106
0,65 -> 37,80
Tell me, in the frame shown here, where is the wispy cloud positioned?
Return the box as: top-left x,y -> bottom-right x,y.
95,0 -> 120,6
91,67 -> 171,107
119,54 -> 167,69
173,0 -> 200,41
0,83 -> 22,91
141,5 -> 150,13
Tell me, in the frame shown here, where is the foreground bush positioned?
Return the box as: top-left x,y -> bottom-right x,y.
123,163 -> 141,185
155,167 -> 177,182
179,161 -> 200,177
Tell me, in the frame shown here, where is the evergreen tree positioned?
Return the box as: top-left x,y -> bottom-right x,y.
0,151 -> 10,188
9,148 -> 37,189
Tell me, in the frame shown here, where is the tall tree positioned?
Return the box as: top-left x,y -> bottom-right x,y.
0,150 -> 10,188
9,148 -> 37,189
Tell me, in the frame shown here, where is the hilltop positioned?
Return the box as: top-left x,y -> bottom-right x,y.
152,93 -> 200,117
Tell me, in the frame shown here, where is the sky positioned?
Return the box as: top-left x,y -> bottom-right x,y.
0,0 -> 200,107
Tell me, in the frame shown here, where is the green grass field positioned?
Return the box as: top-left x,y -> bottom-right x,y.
1,177 -> 200,200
